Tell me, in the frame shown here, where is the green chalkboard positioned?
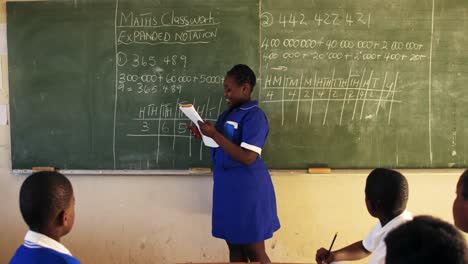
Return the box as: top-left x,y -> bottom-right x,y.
7,0 -> 468,170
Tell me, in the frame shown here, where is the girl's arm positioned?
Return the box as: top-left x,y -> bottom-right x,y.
198,121 -> 258,165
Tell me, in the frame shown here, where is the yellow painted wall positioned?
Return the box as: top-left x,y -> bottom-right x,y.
0,1 -> 465,263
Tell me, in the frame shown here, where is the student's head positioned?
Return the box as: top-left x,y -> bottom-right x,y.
224,64 -> 256,109
19,171 -> 75,238
365,168 -> 408,218
453,169 -> 468,232
385,215 -> 468,264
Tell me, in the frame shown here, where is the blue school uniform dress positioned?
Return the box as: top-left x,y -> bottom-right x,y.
211,100 -> 280,244
10,231 -> 80,264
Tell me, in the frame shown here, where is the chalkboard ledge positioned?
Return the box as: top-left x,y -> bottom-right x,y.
12,168 -> 464,176
12,169 -> 211,176
268,169 -> 465,176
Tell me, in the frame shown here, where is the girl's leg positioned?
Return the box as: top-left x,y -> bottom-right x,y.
226,241 -> 248,262
243,240 -> 271,264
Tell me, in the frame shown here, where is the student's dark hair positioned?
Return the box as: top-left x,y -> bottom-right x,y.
365,168 -> 408,216
19,171 -> 73,231
226,64 -> 256,91
385,215 -> 468,264
460,169 -> 468,200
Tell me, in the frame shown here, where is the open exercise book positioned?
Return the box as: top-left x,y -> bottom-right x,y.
179,104 -> 219,148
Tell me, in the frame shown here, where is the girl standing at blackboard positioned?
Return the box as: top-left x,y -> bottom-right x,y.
189,64 -> 280,263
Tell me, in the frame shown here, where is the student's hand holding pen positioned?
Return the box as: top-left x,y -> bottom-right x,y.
316,232 -> 338,264
315,247 -> 334,264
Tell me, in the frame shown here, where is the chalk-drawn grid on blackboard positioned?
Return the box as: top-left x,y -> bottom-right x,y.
125,97 -> 223,163
260,68 -> 400,126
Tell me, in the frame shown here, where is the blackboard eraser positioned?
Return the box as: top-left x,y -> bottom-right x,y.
32,166 -> 56,172
307,167 -> 331,174
190,167 -> 212,174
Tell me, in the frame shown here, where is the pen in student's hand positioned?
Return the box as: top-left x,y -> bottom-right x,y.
325,232 -> 338,260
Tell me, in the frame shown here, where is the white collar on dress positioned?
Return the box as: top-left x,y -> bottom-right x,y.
24,230 -> 73,256
239,105 -> 258,110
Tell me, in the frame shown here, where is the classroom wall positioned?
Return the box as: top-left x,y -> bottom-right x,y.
0,1 -> 466,263
0,141 -> 464,264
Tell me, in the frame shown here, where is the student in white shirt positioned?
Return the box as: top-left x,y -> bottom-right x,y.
385,215 -> 468,264
315,168 -> 412,264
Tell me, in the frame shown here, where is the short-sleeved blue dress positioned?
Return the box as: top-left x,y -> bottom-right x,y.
210,100 -> 280,244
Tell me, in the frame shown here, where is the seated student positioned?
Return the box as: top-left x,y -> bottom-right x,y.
10,171 -> 80,264
453,169 -> 468,232
315,168 -> 412,264
385,215 -> 468,264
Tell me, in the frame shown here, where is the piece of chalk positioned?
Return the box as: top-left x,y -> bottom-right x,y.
308,167 -> 331,174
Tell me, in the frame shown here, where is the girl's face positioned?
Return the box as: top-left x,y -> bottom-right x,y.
223,75 -> 250,109
453,175 -> 468,232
